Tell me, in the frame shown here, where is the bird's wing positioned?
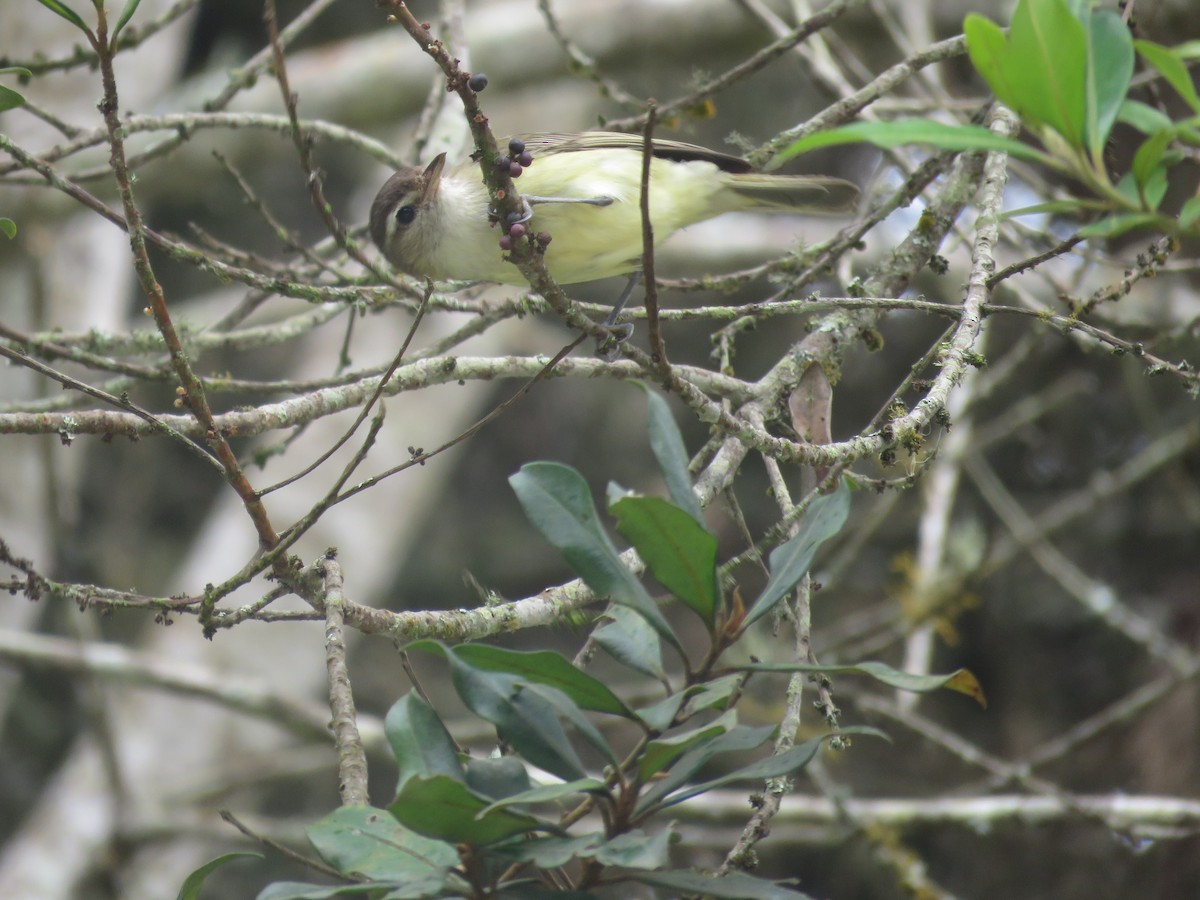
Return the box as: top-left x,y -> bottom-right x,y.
515,132 -> 753,174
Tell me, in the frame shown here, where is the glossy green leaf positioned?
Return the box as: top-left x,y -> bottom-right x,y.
465,755 -> 533,801
307,805 -> 457,882
1083,9 -> 1134,151
593,605 -> 665,680
113,0 -> 143,39
635,690 -> 686,733
445,646 -> 588,781
744,482 -> 851,628
1000,200 -> 1098,220
639,709 -> 736,781
637,384 -> 704,524
1131,128 -> 1176,191
389,774 -> 547,845
622,868 -> 817,899
680,673 -> 744,716
964,13 -> 1018,108
611,494 -> 718,626
499,832 -> 605,868
384,693 -> 464,791
1078,212 -> 1165,238
34,0 -> 89,32
480,777 -> 608,815
0,218 -> 16,239
510,462 -> 679,648
498,828 -> 667,871
451,643 -> 634,718
1116,99 -> 1174,134
494,888 -> 598,900
1179,196 -> 1200,231
257,882 -> 418,899
177,852 -> 262,900
774,120 -> 1048,167
1005,0 -> 1087,146
740,660 -> 987,707
592,828 -> 671,869
0,85 -> 25,113
650,728 -> 888,812
1136,40 -> 1200,114
635,724 -> 775,816
521,681 -> 619,766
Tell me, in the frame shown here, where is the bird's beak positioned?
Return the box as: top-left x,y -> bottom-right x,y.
420,153 -> 446,204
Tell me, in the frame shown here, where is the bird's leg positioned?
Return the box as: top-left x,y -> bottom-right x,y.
595,271 -> 640,360
524,195 -> 615,208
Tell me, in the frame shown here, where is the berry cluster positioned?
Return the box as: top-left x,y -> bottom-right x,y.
495,137 -> 534,179
497,139 -> 536,252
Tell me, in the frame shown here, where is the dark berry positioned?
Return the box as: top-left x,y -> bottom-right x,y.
509,223 -> 527,239
468,73 -> 488,92
508,138 -> 525,157
508,161 -> 523,178
495,155 -> 511,170
518,150 -> 533,167
499,235 -> 513,251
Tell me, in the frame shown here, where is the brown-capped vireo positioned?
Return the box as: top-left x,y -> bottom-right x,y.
369,132 -> 858,286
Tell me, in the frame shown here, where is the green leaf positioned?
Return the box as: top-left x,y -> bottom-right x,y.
1116,99 -> 1174,134
1179,196 -> 1200,231
1083,9 -> 1134,152
964,13 -> 1019,108
1000,200 -> 1098,220
510,462 -> 680,648
593,605 -> 665,680
257,883 -> 417,900
1135,40 -> 1200,115
0,218 -> 16,239
650,728 -> 889,812
306,805 -> 457,882
1005,0 -> 1088,146
498,832 -> 607,868
635,724 -> 776,816
1131,127 -> 1176,191
635,691 -> 686,733
622,868 -> 818,899
636,384 -> 704,524
1078,212 -> 1166,238
389,774 -> 547,845
521,681 -> 620,767
439,643 -> 589,781
773,120 -> 1049,168
497,828 -> 668,871
384,693 -> 464,792
592,828 -> 672,869
480,777 -> 608,815
465,755 -> 533,801
743,482 -> 851,628
611,495 -> 719,626
113,0 -> 143,39
740,660 -> 987,707
679,672 -> 744,714
451,643 -> 635,718
0,85 -> 25,113
177,852 -> 263,900
34,0 -> 89,32
639,709 -> 737,781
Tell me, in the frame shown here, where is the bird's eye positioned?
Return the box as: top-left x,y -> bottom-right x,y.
395,205 -> 417,226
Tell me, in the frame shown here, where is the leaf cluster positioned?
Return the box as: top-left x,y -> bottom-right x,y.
182,387 -> 982,899
777,0 -> 1200,239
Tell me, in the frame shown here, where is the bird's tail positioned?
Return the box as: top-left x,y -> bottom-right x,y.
728,173 -> 859,213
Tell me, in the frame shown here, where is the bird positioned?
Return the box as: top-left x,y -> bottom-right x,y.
369,131 -> 858,287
